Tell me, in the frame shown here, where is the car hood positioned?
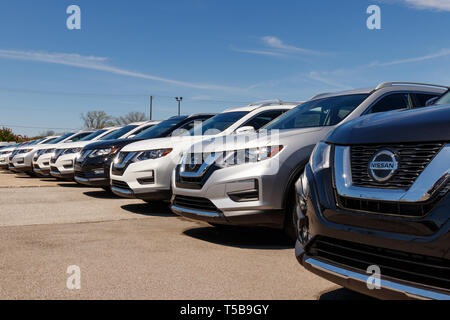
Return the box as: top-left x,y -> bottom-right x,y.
83,138 -> 140,150
190,127 -> 325,153
1,146 -> 17,152
326,105 -> 450,145
55,141 -> 94,149
122,135 -> 207,152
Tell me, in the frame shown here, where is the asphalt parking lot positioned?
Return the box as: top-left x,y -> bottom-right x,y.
0,169 -> 371,300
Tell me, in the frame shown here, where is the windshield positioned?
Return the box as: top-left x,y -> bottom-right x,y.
80,129 -> 108,141
48,132 -> 74,144
134,116 -> 187,139
435,90 -> 450,106
27,139 -> 43,146
99,125 -> 137,140
265,94 -> 369,130
186,111 -> 249,136
42,137 -> 59,144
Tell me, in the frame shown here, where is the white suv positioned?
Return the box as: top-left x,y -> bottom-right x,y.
110,102 -> 298,202
8,136 -> 60,174
49,127 -> 120,179
32,130 -> 95,176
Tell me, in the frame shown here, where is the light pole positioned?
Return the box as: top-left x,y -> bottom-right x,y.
175,97 -> 183,116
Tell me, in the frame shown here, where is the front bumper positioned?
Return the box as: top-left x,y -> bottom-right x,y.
297,251 -> 450,300
171,159 -> 287,228
109,157 -> 173,201
50,153 -> 77,180
33,154 -> 53,176
295,164 -> 450,300
74,156 -> 111,187
10,152 -> 34,173
0,154 -> 12,168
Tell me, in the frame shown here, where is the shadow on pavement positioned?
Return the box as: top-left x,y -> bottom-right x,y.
57,182 -> 86,188
318,287 -> 375,300
121,203 -> 177,217
14,173 -> 36,178
83,190 -> 119,199
39,178 -> 58,182
183,226 -> 294,250
1,170 -> 15,174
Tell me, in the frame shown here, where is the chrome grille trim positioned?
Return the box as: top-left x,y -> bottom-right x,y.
351,143 -> 444,189
334,144 -> 450,203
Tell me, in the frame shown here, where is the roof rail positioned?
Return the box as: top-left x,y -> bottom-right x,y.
248,99 -> 283,107
188,112 -> 217,117
309,92 -> 332,100
375,82 -> 450,91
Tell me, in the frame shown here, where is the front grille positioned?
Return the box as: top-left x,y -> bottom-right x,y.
307,236 -> 450,292
76,150 -> 91,163
111,180 -> 132,191
53,149 -> 65,162
182,153 -> 205,172
172,195 -> 219,212
176,163 -> 219,190
111,152 -> 132,176
351,143 -> 444,189
336,194 -> 439,217
337,179 -> 450,218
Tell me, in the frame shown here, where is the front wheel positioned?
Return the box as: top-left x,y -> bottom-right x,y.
284,189 -> 298,241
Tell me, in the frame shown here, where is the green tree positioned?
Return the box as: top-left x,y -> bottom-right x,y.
0,127 -> 18,142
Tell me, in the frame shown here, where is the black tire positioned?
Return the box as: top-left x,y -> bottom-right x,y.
284,189 -> 298,241
101,186 -> 111,192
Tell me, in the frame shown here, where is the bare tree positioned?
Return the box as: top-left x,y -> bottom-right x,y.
114,111 -> 147,126
39,130 -> 55,137
81,111 -> 114,129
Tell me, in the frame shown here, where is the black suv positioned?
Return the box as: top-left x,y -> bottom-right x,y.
74,114 -> 215,188
295,90 -> 450,300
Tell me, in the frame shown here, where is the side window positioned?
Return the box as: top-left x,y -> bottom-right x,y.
366,93 -> 411,114
172,118 -> 207,136
412,93 -> 439,108
132,125 -> 152,136
241,110 -> 286,130
70,132 -> 91,142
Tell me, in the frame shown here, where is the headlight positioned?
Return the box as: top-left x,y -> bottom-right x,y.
63,148 -> 82,155
219,145 -> 283,167
88,147 -> 119,158
309,141 -> 331,173
131,149 -> 172,162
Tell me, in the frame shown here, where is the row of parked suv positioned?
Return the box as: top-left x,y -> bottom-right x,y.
1,82 -> 449,300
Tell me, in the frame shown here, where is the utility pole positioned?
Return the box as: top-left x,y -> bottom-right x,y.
149,95 -> 153,120
175,97 -> 183,116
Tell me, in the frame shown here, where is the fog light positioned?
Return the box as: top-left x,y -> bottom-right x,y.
227,179 -> 259,202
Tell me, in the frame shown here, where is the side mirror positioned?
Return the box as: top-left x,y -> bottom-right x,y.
127,134 -> 136,139
425,96 -> 439,107
235,126 -> 255,134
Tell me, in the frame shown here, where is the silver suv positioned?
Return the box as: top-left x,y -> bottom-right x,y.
171,82 -> 447,238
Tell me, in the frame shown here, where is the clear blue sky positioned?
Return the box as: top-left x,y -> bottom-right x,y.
0,0 -> 449,136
